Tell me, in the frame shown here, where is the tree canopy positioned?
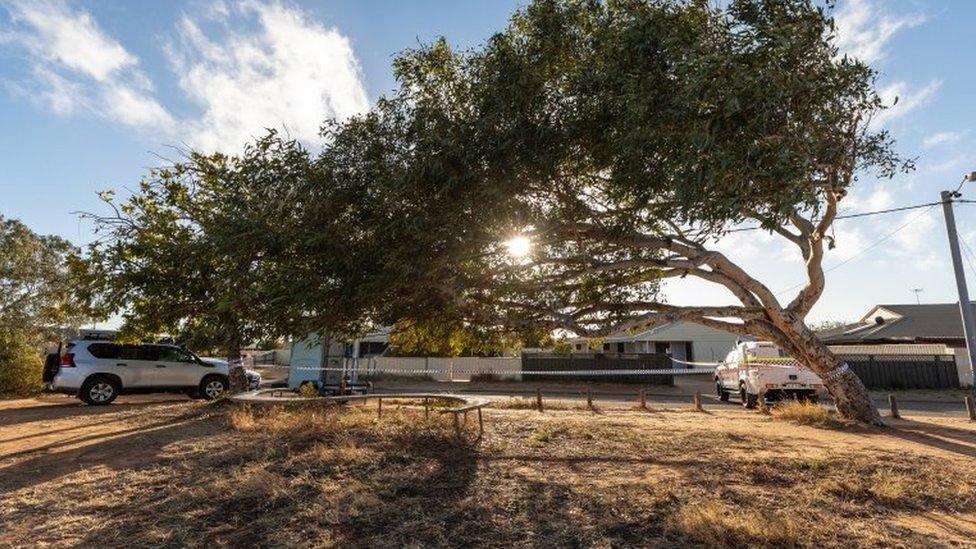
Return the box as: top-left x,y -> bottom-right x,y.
0,215 -> 86,334
80,134 -> 318,388
300,0 -> 902,422
84,0 -> 902,421
0,215 -> 88,394
310,0 -> 901,332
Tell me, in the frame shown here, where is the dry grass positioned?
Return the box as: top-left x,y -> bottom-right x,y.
771,400 -> 844,427
667,500 -> 800,547
2,398 -> 976,547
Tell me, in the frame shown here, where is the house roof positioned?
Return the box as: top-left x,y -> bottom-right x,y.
819,302 -> 975,343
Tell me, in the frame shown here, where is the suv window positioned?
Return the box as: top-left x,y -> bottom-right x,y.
118,345 -> 145,361
87,343 -> 120,359
154,346 -> 197,363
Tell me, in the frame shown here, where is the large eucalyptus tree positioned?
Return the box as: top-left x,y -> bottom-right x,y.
315,0 -> 906,423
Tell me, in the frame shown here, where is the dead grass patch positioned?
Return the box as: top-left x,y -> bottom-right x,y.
667,500 -> 800,547
771,400 -> 846,427
2,401 -> 976,547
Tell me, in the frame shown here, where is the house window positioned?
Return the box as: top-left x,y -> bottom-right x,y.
603,343 -> 610,351
654,342 -> 670,355
616,342 -> 625,353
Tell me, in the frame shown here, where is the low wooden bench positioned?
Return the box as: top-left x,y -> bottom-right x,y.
231,390 -> 491,439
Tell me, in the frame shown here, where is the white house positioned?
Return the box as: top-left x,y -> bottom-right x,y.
568,321 -> 742,364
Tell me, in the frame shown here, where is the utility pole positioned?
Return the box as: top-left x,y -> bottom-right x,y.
941,179 -> 976,394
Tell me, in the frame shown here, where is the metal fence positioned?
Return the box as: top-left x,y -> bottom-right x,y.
837,354 -> 960,390
522,353 -> 675,384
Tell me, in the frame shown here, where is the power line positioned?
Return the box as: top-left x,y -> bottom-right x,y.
959,238 -> 976,283
726,199 -> 957,233
775,203 -> 939,296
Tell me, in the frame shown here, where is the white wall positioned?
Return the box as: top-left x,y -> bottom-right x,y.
634,322 -> 740,362
952,348 -> 973,388
367,356 -> 522,381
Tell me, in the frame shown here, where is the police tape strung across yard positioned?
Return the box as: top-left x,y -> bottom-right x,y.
253,364 -> 717,376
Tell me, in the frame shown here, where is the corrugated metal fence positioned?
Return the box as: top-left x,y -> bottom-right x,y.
522,353 -> 675,384
837,354 -> 960,390
348,353 -> 960,389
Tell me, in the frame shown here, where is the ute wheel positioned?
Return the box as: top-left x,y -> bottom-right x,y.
80,375 -> 120,405
740,386 -> 758,409
717,383 -> 729,402
200,375 -> 229,400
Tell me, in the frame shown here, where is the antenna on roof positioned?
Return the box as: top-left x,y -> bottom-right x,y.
911,288 -> 923,305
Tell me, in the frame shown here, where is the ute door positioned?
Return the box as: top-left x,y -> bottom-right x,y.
149,345 -> 204,388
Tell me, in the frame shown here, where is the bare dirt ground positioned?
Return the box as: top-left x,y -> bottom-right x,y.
2,394 -> 976,547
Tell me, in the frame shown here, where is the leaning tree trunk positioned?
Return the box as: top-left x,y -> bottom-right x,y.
769,320 -> 884,426
226,339 -> 249,393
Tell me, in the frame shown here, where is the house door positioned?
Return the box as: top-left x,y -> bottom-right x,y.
670,341 -> 687,363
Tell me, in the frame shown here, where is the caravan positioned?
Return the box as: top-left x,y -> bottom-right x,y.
288,329 -> 389,395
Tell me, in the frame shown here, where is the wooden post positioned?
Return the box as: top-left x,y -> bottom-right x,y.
453,413 -> 461,438
424,397 -> 430,419
888,394 -> 900,419
694,391 -> 703,412
377,397 -> 382,418
478,408 -> 484,438
536,388 -> 543,412
586,385 -> 593,409
966,396 -> 976,421
639,388 -> 646,409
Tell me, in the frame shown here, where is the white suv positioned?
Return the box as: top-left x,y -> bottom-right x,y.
48,340 -> 261,405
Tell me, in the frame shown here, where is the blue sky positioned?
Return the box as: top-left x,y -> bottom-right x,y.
0,0 -> 974,324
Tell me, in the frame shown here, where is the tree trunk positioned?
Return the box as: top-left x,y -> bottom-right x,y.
770,321 -> 884,426
226,339 -> 248,393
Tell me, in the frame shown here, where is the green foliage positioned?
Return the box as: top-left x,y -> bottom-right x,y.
387,319 -> 549,357
0,215 -> 88,334
300,0 -> 904,334
0,216 -> 87,395
0,329 -> 43,395
81,132 -> 315,358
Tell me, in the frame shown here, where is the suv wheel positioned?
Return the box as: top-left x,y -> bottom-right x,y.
80,376 -> 120,405
200,376 -> 229,400
717,383 -> 729,402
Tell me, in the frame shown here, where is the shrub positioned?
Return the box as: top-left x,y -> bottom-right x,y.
0,329 -> 44,395
298,383 -> 320,398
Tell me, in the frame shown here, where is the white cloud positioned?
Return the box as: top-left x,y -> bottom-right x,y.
1,0 -> 369,152
923,130 -> 968,149
833,0 -> 925,64
167,0 -> 370,152
842,186 -> 895,215
892,210 -> 936,252
1,0 -> 174,130
871,80 -> 940,129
